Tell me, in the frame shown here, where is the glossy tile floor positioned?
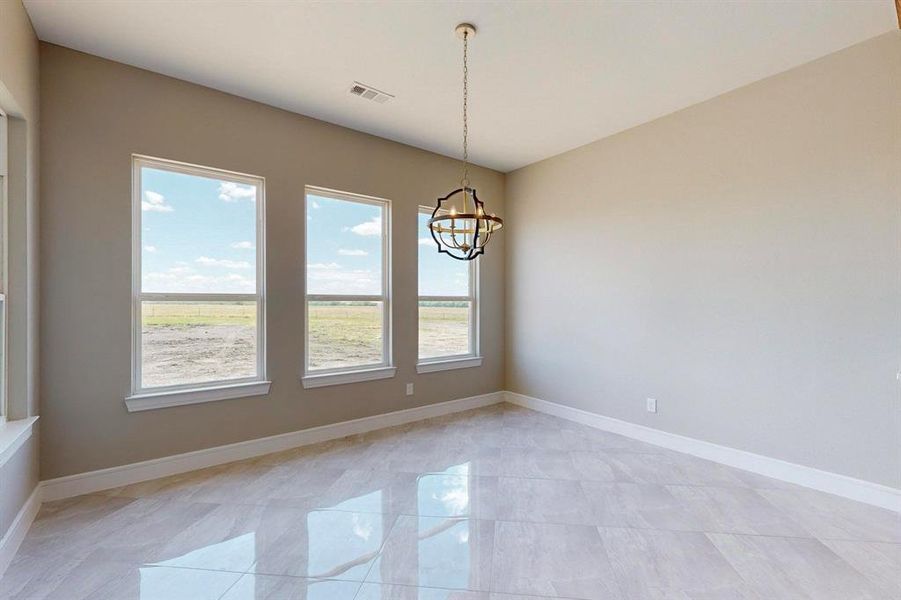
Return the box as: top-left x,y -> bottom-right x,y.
3,404 -> 899,599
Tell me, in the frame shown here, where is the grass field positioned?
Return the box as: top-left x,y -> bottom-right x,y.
142,301 -> 256,326
307,302 -> 384,369
417,303 -> 471,360
140,301 -> 470,385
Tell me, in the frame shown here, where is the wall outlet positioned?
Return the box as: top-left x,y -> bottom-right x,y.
406,383 -> 414,396
646,398 -> 657,413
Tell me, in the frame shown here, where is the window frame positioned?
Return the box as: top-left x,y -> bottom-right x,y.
0,112 -> 7,422
302,186 -> 394,388
127,155 -> 269,411
416,205 -> 481,372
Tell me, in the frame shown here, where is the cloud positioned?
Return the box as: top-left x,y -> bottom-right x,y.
418,237 -> 434,246
352,514 -> 373,542
143,268 -> 254,293
195,256 -> 253,269
230,241 -> 255,250
144,245 -> 157,253
350,216 -> 381,236
338,248 -> 368,256
437,487 -> 470,514
141,190 -> 174,212
217,181 -> 256,202
310,199 -> 320,209
306,262 -> 379,294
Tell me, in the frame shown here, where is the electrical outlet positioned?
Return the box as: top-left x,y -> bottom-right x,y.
406,383 -> 414,396
646,398 -> 657,413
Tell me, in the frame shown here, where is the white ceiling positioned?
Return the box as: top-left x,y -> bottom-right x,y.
24,1 -> 897,172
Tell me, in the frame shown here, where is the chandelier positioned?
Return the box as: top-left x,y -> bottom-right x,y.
427,23 -> 503,261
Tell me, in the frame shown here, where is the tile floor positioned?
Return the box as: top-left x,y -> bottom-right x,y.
2,404 -> 899,599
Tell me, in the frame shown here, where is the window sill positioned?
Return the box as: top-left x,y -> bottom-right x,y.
417,356 -> 483,374
0,416 -> 39,468
302,366 -> 396,389
125,380 -> 272,413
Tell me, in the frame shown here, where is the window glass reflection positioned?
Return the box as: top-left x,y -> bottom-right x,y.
151,532 -> 256,572
417,463 -> 471,517
417,517 -> 472,590
306,499 -> 383,580
415,463 -> 475,589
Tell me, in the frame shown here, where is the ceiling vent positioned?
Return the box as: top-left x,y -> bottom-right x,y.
349,81 -> 394,104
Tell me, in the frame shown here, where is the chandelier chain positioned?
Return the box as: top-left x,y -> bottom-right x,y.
462,30 -> 469,188
427,24 -> 503,261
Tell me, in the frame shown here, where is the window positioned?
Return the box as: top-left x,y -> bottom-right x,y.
303,187 -> 393,387
417,207 -> 480,372
128,156 -> 268,411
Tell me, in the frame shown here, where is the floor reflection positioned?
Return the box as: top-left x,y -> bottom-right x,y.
416,463 -> 471,517
137,566 -> 241,600
416,516 -> 472,590
361,463 -> 489,591
150,531 -> 256,571
220,574 -> 360,600
305,503 -> 383,579
6,404 -> 894,599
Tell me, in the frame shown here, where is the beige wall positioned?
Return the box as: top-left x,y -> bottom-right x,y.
506,32 -> 901,488
39,44 -> 505,479
0,0 -> 40,545
35,28 -> 900,488
0,0 -> 40,419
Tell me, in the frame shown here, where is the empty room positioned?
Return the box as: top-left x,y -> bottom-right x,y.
0,0 -> 899,598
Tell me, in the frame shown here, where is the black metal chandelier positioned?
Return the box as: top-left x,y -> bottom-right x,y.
427,23 -> 503,261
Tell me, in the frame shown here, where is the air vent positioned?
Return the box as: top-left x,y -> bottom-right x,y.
349,81 -> 394,104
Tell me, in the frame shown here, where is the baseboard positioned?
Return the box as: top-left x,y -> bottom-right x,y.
36,388 -> 899,509
0,486 -> 40,579
41,391 -> 504,502
505,391 -> 900,512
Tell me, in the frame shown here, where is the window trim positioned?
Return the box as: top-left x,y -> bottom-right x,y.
416,205 -> 481,368
125,380 -> 272,412
0,112 -> 7,422
302,186 -> 393,387
128,155 -> 268,409
416,356 -> 483,374
301,366 -> 397,389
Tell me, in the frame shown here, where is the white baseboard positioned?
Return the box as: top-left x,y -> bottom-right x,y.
505,391 -> 900,512
41,391 -> 504,502
36,388 -> 899,510
0,486 -> 40,579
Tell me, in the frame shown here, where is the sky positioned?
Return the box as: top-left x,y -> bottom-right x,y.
139,166 -> 469,297
307,195 -> 469,297
417,211 -> 469,297
141,167 -> 258,294
306,194 -> 383,295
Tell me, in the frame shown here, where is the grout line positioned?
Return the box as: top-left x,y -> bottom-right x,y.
36,492 -> 901,547
213,571 -> 245,600
350,577 -> 366,600
15,404 -> 896,596
352,579 -> 596,600
354,512 -> 400,590
76,456 -> 802,500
